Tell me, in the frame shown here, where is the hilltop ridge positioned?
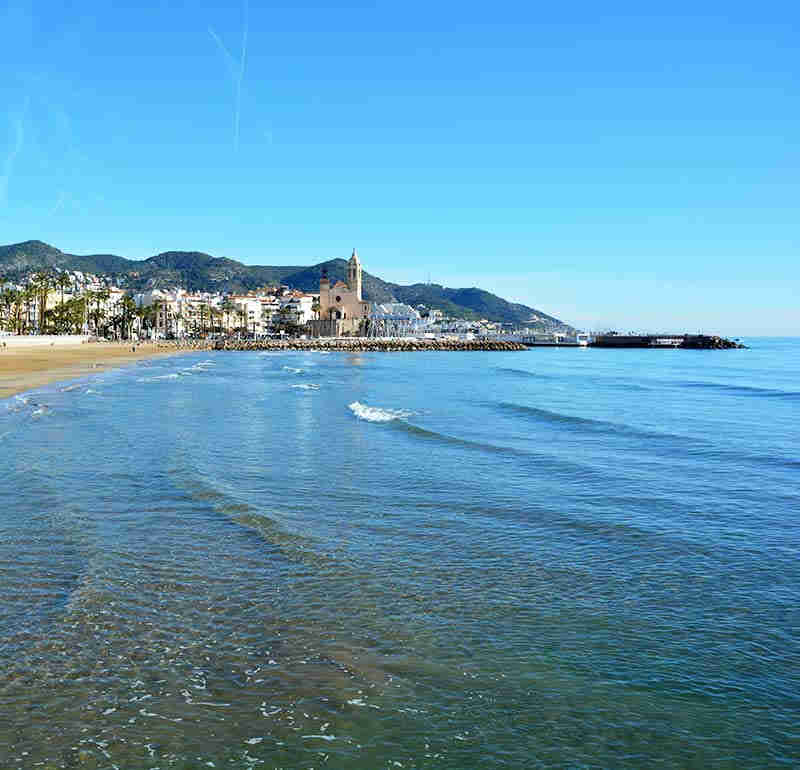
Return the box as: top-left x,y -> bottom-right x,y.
0,240 -> 570,328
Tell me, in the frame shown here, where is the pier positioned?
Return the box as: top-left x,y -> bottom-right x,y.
590,334 -> 745,349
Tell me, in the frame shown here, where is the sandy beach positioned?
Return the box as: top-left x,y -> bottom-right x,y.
0,341 -> 185,399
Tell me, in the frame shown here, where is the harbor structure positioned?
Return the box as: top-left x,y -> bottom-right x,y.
367,302 -> 429,337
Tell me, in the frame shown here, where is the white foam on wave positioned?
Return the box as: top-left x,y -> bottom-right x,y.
138,373 -> 180,382
282,366 -> 304,374
348,401 -> 413,423
290,383 -> 320,390
31,406 -> 50,417
61,384 -> 81,392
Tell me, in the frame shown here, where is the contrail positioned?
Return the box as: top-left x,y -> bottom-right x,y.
208,0 -> 249,151
208,26 -> 236,79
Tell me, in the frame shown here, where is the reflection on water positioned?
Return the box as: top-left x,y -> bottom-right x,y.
1,343 -> 799,767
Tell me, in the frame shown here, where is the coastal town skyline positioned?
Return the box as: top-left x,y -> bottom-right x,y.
2,1 -> 797,335
1,242 -> 574,343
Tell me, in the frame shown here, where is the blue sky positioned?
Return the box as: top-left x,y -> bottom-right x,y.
1,0 -> 797,334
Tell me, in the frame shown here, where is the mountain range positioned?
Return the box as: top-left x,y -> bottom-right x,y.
0,240 -> 570,328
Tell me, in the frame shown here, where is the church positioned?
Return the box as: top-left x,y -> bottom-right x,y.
310,248 -> 371,336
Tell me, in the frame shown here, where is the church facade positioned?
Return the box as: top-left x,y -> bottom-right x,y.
309,249 -> 371,336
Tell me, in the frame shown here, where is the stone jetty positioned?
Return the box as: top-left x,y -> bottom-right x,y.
591,333 -> 746,349
156,338 -> 527,353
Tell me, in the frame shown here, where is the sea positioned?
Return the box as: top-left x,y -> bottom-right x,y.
1,338 -> 798,769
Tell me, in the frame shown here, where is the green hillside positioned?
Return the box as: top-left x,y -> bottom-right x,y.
0,241 -> 571,327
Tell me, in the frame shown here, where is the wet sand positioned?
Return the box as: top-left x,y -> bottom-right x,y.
0,341 -> 185,399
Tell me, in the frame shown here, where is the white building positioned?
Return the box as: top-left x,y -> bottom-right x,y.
368,302 -> 430,337
282,294 -> 316,325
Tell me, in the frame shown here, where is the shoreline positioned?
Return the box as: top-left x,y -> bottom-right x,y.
0,341 -> 187,400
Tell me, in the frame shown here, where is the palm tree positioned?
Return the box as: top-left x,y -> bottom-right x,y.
134,303 -> 148,339
172,307 -> 184,339
149,299 -> 163,339
32,270 -> 53,333
0,288 -> 17,332
21,284 -> 37,333
56,271 -> 71,331
119,294 -> 136,340
85,288 -> 110,336
83,290 -> 95,333
14,288 -> 27,334
50,296 -> 72,334
97,288 -> 110,335
221,299 -> 235,334
198,302 -> 210,336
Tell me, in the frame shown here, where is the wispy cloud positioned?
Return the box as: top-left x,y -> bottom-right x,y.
49,190 -> 67,215
0,99 -> 28,207
209,0 -> 249,151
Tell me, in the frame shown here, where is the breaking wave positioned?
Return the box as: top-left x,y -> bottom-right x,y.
348,401 -> 413,423
291,384 -> 320,391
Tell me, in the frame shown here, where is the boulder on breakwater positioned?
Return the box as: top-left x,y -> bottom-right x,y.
156,338 -> 527,353
681,335 -> 747,350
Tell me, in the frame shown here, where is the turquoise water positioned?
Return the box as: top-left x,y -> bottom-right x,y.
1,340 -> 798,768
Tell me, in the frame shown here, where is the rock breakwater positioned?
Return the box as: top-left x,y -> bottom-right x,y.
156,338 -> 527,353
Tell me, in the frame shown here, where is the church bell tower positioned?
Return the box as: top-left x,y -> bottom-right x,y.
347,248 -> 363,300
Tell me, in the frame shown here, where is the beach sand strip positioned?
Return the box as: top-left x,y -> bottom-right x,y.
0,342 -> 186,399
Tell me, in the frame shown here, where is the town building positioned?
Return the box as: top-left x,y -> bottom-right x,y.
310,249 -> 371,336
367,302 -> 430,337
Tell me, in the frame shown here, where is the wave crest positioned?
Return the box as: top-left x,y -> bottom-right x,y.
679,381 -> 800,399
495,367 -> 550,379
348,401 -> 413,423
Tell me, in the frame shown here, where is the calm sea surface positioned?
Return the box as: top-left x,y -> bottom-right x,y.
1,339 -> 798,768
